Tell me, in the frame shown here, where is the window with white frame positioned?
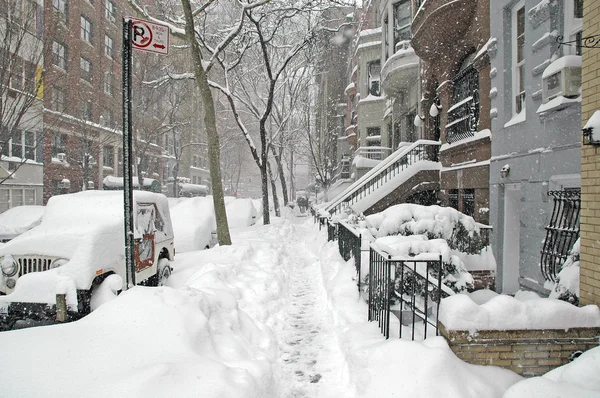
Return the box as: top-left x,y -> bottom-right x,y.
80,56 -> 91,82
105,0 -> 116,23
52,41 -> 67,70
564,0 -> 583,56
52,133 -> 67,157
104,35 -> 113,58
512,2 -> 526,116
81,15 -> 92,44
368,61 -> 381,96
0,189 -> 9,213
52,87 -> 66,112
52,0 -> 67,21
393,0 -> 411,51
103,145 -> 114,168
0,130 -> 36,161
104,72 -> 113,95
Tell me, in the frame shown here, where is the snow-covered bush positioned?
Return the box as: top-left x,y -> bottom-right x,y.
549,238 -> 580,306
363,204 -> 487,255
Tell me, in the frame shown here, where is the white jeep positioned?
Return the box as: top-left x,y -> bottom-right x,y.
0,191 -> 175,327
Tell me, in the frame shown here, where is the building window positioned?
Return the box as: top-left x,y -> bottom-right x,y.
103,146 -> 114,168
565,0 -> 583,56
52,41 -> 67,70
393,0 -> 411,51
81,101 -> 92,121
80,56 -> 92,82
512,2 -> 526,116
446,54 -> 480,144
104,35 -> 113,58
105,0 -> 116,24
101,108 -> 114,127
81,15 -> 92,44
52,87 -> 66,112
52,133 -> 67,157
104,72 -> 113,95
52,0 -> 67,21
9,57 -> 24,91
461,189 -> 475,217
448,189 -> 459,211
368,61 -> 381,96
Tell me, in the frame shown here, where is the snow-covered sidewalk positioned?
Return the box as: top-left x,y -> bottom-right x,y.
1,215 -> 598,397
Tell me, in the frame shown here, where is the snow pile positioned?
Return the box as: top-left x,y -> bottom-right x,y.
169,196 -> 216,252
374,235 -> 474,292
364,204 -> 480,242
226,198 -> 258,228
584,110 -> 600,143
0,205 -> 45,240
504,346 -> 600,398
316,239 -> 523,397
0,223 -> 293,397
549,238 -> 580,305
439,293 -> 600,332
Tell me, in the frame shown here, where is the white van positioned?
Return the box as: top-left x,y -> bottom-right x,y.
0,191 -> 175,325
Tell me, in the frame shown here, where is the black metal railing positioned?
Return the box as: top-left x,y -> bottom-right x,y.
540,189 -> 581,282
369,246 -> 448,340
327,219 -> 338,241
326,141 -> 440,216
338,221 -> 363,289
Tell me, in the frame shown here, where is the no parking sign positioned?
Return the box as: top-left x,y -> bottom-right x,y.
128,18 -> 169,55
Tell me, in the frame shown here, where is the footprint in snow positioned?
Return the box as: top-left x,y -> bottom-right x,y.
309,374 -> 322,383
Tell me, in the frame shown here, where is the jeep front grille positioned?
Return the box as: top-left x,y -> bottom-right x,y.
18,257 -> 54,275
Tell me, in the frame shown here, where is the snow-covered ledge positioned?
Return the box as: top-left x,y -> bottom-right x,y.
438,294 -> 600,377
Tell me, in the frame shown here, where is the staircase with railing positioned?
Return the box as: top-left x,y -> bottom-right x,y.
325,140 -> 441,216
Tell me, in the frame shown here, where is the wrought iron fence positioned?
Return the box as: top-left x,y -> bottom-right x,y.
338,221 -> 362,289
540,189 -> 581,282
327,219 -> 338,241
369,246 -> 448,340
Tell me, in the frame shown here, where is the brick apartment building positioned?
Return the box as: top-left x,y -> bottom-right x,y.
411,0 -> 491,224
42,0 -> 166,203
580,0 -> 600,307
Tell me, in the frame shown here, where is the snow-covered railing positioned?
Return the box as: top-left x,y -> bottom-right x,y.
326,140 -> 441,216
369,243 -> 450,340
354,146 -> 391,161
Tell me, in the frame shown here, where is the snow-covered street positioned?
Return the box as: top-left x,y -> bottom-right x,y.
2,213 -> 600,397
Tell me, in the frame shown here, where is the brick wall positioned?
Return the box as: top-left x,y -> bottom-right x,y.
439,323 -> 600,377
580,0 -> 600,307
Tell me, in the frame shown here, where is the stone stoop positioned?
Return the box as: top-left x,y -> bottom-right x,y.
438,322 -> 600,377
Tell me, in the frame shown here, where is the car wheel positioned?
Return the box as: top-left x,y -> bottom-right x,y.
157,258 -> 171,287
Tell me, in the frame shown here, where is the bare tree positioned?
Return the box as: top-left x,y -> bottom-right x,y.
0,0 -> 44,184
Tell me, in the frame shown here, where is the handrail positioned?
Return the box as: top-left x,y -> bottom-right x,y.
325,140 -> 440,215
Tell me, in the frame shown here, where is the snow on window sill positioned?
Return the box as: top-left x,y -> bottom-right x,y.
536,95 -> 581,115
503,111 -> 526,128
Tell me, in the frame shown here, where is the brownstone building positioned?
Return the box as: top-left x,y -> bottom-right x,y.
580,0 -> 600,307
411,0 -> 491,224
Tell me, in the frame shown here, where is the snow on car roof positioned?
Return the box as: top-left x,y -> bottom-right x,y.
0,205 -> 45,238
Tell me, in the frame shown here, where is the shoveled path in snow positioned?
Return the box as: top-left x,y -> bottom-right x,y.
275,219 -> 356,398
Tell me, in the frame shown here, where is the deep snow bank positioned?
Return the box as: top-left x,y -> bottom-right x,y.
315,239 -> 523,397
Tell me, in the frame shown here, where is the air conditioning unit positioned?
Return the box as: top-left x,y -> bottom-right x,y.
542,56 -> 582,103
59,179 -> 70,189
87,181 -> 95,189
57,153 -> 67,162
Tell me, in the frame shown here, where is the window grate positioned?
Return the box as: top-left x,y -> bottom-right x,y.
540,189 -> 580,282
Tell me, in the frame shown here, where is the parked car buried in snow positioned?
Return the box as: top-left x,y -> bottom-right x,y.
0,191 -> 175,328
0,205 -> 46,243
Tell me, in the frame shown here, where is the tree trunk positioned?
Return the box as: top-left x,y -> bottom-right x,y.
181,0 -> 231,245
260,161 -> 270,224
271,146 -> 288,206
268,161 -> 280,217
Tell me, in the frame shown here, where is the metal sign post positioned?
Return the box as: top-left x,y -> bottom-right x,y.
121,17 -> 169,290
122,18 -> 135,289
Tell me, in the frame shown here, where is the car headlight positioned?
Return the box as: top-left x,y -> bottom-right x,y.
1,255 -> 18,277
50,258 -> 69,269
